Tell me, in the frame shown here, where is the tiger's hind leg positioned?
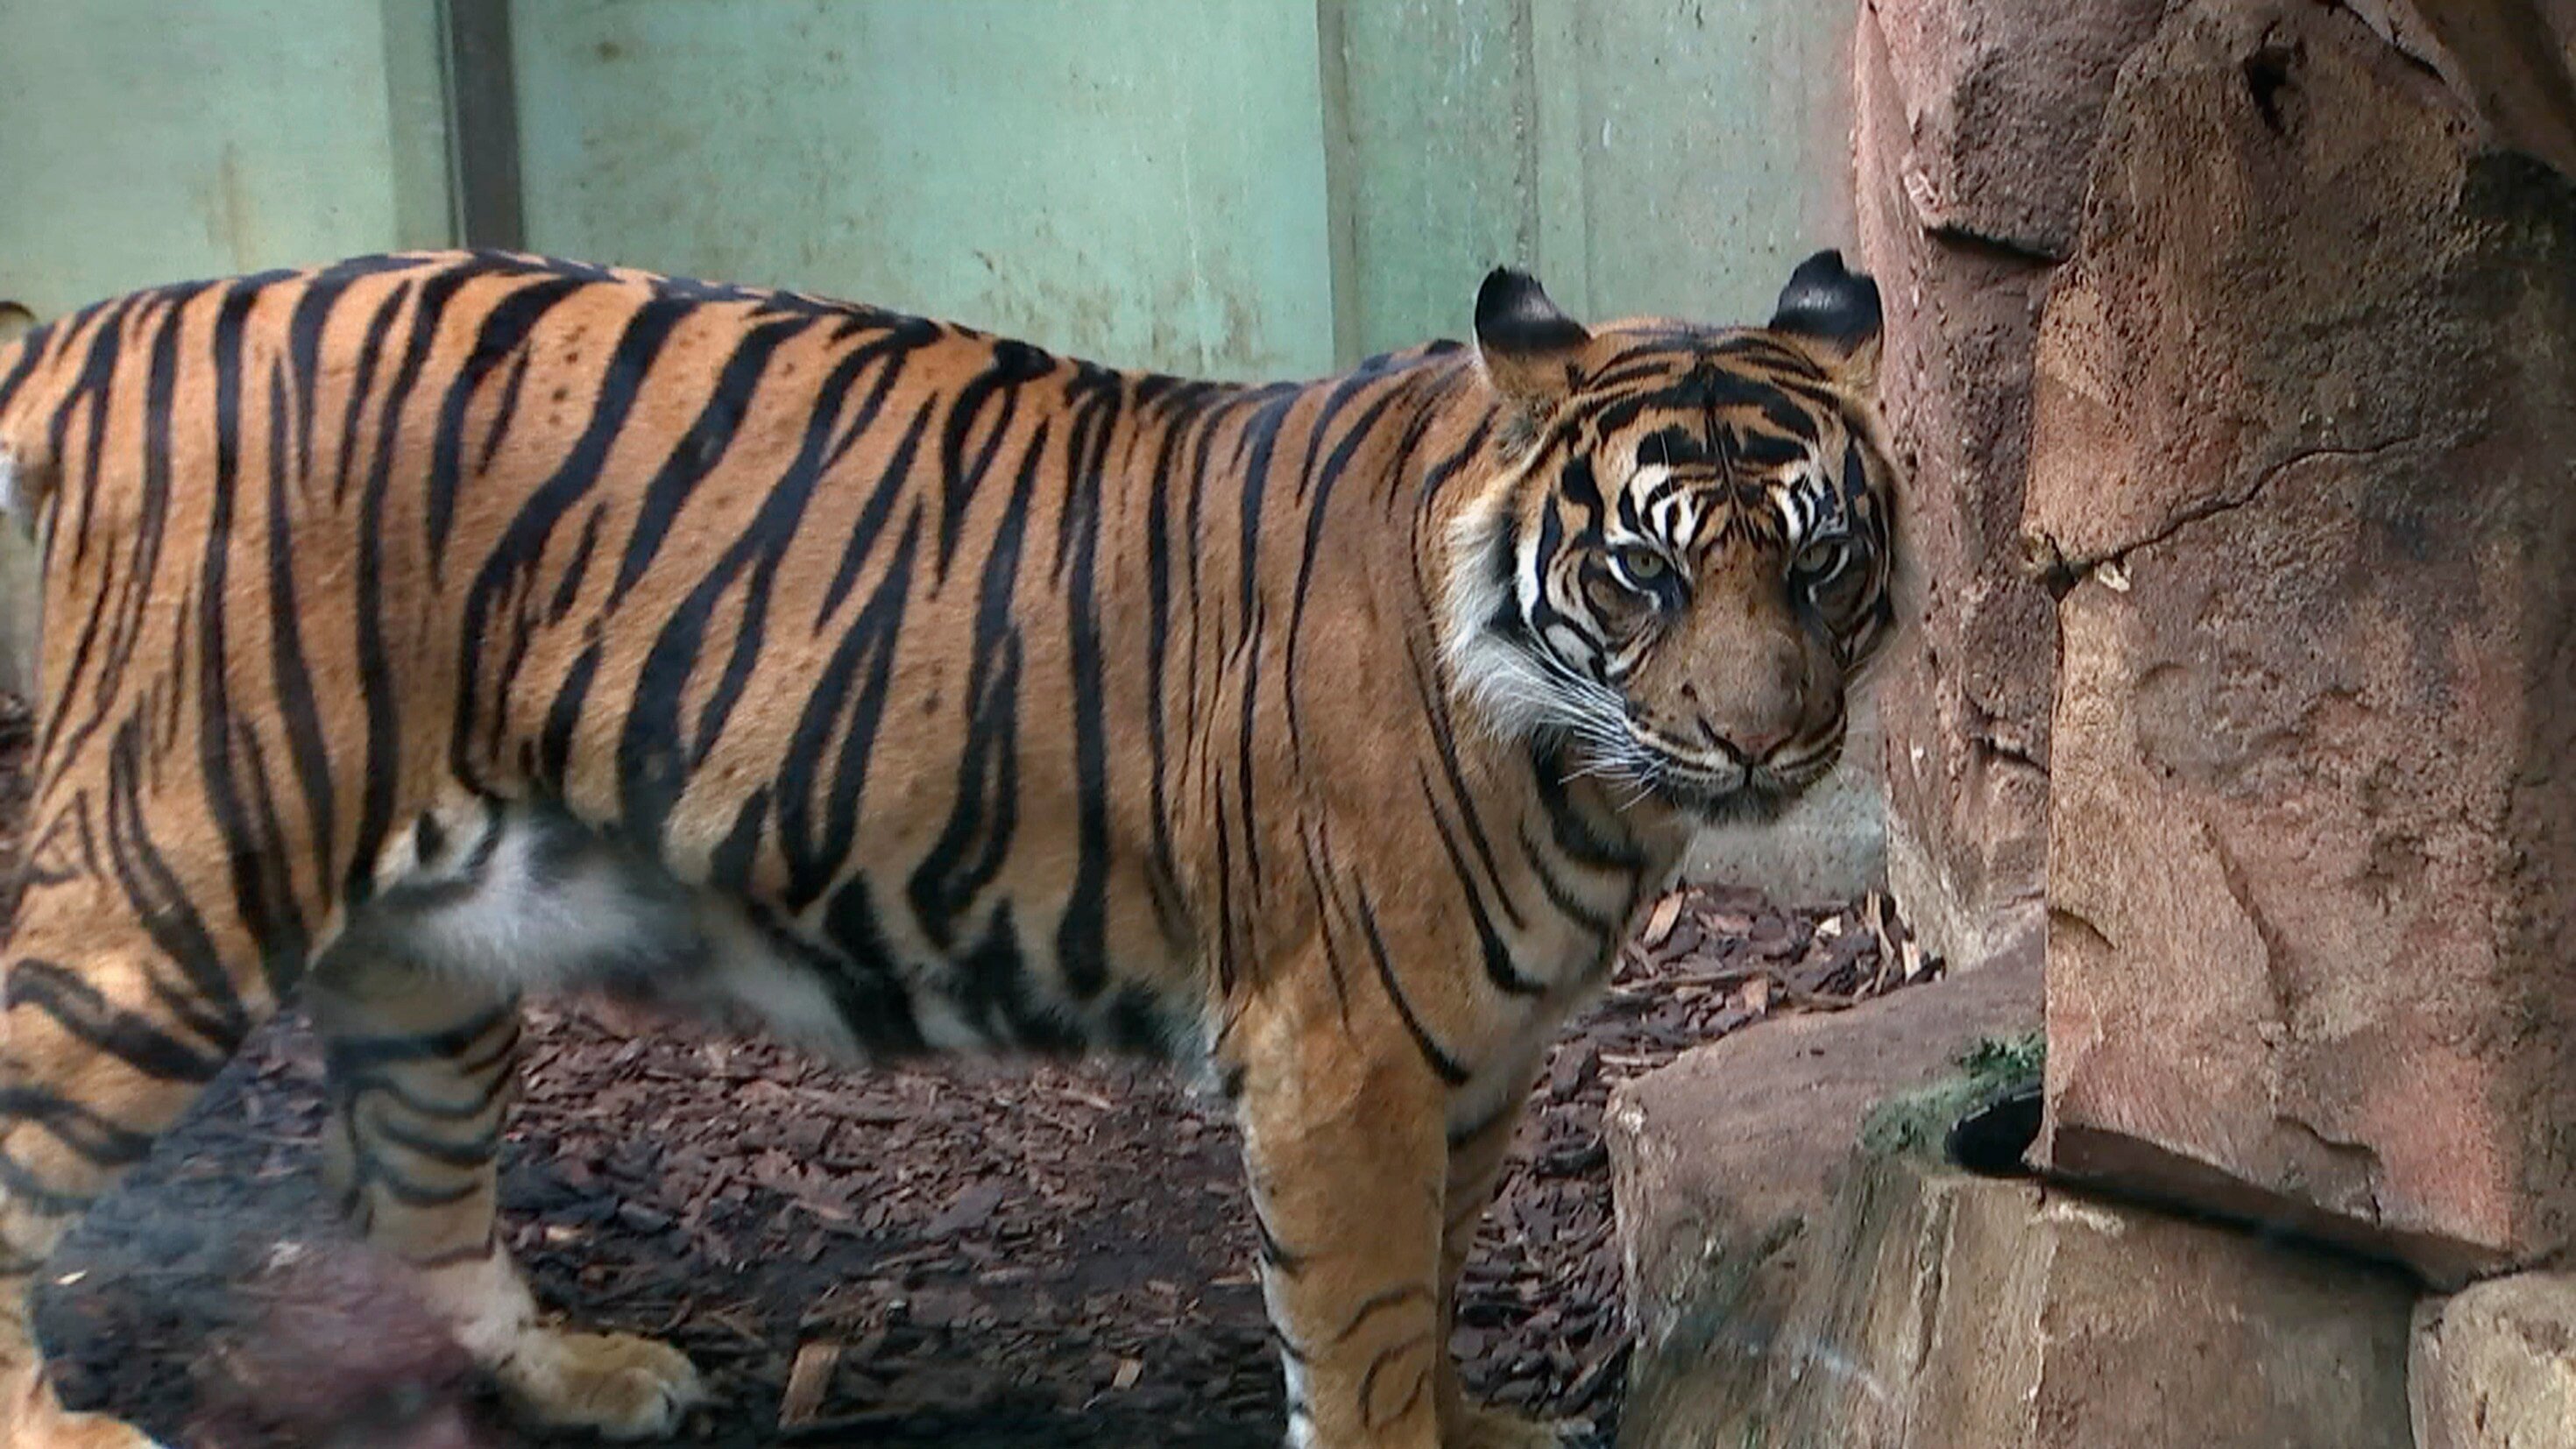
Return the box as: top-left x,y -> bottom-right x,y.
0,852 -> 280,1447
306,951 -> 703,1439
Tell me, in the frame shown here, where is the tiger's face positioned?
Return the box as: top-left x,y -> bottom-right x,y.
1445,251 -> 1896,826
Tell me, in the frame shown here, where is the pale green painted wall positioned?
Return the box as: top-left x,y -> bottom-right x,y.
1,2 -> 1856,372
1328,0 -> 1858,357
506,0 -> 1853,374
509,0 -> 1339,380
0,0 -> 449,320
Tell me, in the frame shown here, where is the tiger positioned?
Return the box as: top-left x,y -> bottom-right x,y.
0,246 -> 1893,1449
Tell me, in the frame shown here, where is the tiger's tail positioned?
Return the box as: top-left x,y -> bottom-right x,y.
0,305 -> 54,700
0,302 -> 55,541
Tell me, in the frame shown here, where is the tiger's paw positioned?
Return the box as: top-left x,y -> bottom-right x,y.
1443,1402 -> 1580,1449
492,1326 -> 705,1439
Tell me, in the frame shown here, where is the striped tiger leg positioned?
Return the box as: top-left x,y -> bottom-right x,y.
1436,1078 -> 1566,1449
0,868 -> 272,1448
306,955 -> 703,1439
1236,1003 -> 1452,1449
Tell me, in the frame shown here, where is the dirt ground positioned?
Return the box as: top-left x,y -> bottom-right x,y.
0,695 -> 1933,1448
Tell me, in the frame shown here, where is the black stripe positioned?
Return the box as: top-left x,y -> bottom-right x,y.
535,640 -> 601,788
1331,1283 -> 1433,1347
103,723 -> 252,1050
1282,381 -> 1410,760
1055,387 -> 1118,1000
957,907 -> 1083,1052
1418,771 -> 1544,997
1358,1336 -> 1433,1429
4,959 -> 225,1082
905,422 -> 1045,948
1227,388 -> 1301,893
476,341 -> 537,473
605,314 -> 808,607
936,339 -> 1055,577
778,512 -> 920,908
1406,641 -> 1525,931
200,276 -> 312,986
265,359 -> 339,901
427,274 -> 590,576
1136,389 -> 1200,920
1354,890 -> 1469,1086
457,293 -> 692,789
616,321 -> 906,845
816,877 -> 931,1056
812,401 -> 934,630
1296,832 -> 1355,1023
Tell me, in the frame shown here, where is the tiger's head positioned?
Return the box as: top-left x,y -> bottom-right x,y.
1442,250 -> 1898,826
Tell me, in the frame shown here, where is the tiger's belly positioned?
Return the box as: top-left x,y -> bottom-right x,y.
329,794 -> 1207,1066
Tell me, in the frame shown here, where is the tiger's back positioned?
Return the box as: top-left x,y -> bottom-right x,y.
0,251 -> 1483,1058
0,247 -> 1895,1449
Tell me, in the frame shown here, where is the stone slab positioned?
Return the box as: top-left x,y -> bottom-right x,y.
1607,952 -> 2041,1443
1630,1151 -> 2419,1449
2412,1271 -> 2576,1449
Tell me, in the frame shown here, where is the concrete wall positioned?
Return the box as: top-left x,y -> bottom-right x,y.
1329,0 -> 1860,357
0,0 -> 447,318
510,0 -> 1341,380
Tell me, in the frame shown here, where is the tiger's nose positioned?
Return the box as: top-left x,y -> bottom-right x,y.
1715,719 -> 1793,763
1681,682 -> 1795,763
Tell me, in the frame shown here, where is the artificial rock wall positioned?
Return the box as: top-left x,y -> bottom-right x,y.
1855,0 -> 2167,974
1836,0 -> 2576,1442
2026,0 -> 2576,1287
1870,0 -> 2576,1273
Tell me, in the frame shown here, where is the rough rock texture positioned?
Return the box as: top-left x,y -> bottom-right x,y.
1854,0 -> 2164,974
2349,0 -> 2576,179
1607,952 -> 2040,1446
1645,1149 -> 2418,1449
2412,1271 -> 2576,1449
2024,0 -> 2576,1285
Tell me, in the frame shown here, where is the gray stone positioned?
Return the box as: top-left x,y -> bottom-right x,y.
1635,1152 -> 2418,1449
2346,0 -> 2576,180
1607,951 -> 2041,1445
1864,0 -> 2173,258
2412,1271 -> 2576,1449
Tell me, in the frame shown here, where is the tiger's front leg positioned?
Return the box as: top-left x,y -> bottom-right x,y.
1232,994 -> 1459,1449
1436,1075 -> 1569,1449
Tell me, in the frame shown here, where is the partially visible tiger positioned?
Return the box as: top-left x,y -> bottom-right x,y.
0,248 -> 1893,1449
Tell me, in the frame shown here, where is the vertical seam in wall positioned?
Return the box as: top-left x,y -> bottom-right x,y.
1511,0 -> 1540,270
445,0 -> 527,250
380,0 -> 460,249
1527,0 -> 1591,315
1313,0 -> 1364,366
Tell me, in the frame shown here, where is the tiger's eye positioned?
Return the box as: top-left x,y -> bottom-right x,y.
1612,544 -> 1668,585
1794,535 -> 1851,580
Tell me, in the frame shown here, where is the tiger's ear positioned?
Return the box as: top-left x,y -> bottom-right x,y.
1767,250 -> 1882,394
1475,267 -> 1589,416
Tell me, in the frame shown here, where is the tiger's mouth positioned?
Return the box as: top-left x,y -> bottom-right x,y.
1627,730 -> 1844,826
1647,764 -> 1800,825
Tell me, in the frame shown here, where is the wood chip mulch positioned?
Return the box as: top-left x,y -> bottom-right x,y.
0,692 -> 1939,1447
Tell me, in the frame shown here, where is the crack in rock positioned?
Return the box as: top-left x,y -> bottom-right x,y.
2037,434 -> 2422,585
